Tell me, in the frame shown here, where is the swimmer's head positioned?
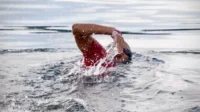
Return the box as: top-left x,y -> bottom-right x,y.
113,53 -> 129,63
113,48 -> 132,64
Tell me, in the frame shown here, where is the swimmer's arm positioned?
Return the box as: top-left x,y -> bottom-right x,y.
72,23 -> 115,36
113,33 -> 130,62
113,31 -> 130,53
114,34 -> 124,54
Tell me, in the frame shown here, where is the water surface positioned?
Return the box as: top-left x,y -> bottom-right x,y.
0,0 -> 200,112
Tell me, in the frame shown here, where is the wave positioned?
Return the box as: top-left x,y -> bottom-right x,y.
0,25 -> 170,35
1,26 -> 200,35
149,50 -> 200,54
0,48 -> 76,54
143,28 -> 200,32
2,48 -> 199,56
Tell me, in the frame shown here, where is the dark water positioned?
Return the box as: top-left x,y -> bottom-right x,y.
0,0 -> 200,112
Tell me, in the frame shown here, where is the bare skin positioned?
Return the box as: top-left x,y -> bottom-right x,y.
72,23 -> 131,63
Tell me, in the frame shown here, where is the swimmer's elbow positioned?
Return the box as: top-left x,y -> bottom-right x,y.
72,24 -> 81,35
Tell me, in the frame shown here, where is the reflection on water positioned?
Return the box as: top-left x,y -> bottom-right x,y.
0,0 -> 200,112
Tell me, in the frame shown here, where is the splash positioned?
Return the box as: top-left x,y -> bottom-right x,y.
67,42 -> 117,77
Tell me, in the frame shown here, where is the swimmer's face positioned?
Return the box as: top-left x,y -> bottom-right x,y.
113,53 -> 129,63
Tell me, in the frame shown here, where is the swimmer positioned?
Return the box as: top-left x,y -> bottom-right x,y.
72,23 -> 132,67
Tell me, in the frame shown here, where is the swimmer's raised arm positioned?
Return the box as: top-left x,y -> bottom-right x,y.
71,23 -> 132,64
72,23 -> 116,36
112,31 -> 130,53
112,31 -> 131,63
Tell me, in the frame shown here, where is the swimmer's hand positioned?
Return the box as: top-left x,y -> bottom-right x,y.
111,29 -> 122,39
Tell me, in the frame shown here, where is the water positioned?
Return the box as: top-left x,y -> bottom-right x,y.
0,0 -> 200,112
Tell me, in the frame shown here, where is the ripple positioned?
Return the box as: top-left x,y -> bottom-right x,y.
0,25 -> 172,35
0,48 -> 78,54
0,4 -> 62,9
184,106 -> 200,112
149,50 -> 200,54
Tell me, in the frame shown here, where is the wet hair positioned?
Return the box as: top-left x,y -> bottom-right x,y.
106,43 -> 132,63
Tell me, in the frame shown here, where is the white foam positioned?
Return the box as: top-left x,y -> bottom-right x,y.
67,42 -> 117,77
